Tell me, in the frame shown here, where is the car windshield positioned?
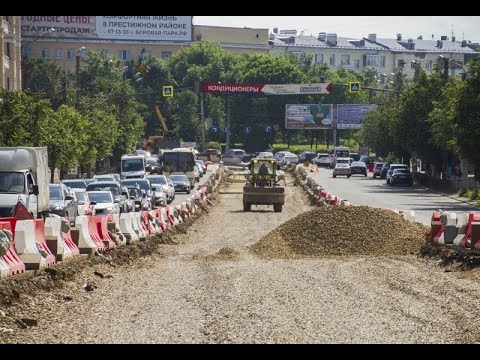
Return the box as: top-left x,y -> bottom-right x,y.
49,186 -> 63,200
86,184 -> 120,196
63,180 -> 86,189
375,163 -> 384,168
147,176 -> 166,185
122,158 -> 144,172
121,180 -> 150,192
351,162 -> 366,167
0,172 -> 25,193
88,192 -> 113,203
171,175 -> 188,182
394,169 -> 410,174
127,188 -> 141,198
74,191 -> 87,204
147,158 -> 158,165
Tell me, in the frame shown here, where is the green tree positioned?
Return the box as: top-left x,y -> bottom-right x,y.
171,90 -> 201,144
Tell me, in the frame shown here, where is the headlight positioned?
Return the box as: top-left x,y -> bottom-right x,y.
135,204 -> 140,208
107,207 -> 114,213
142,203 -> 149,209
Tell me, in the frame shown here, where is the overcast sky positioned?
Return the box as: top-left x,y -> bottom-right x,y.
194,16 -> 480,42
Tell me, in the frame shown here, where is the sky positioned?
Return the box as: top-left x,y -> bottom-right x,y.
194,16 -> 480,42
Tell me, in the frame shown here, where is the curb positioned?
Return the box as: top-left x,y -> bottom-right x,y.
423,187 -> 480,209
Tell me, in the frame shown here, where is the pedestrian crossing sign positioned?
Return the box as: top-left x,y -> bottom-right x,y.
349,82 -> 361,93
162,86 -> 174,97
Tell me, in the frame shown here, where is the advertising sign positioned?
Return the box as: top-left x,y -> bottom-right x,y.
337,104 -> 377,129
21,16 -> 192,42
96,16 -> 192,41
21,16 -> 96,39
202,83 -> 263,94
180,142 -> 197,149
262,83 -> 332,95
285,104 -> 334,130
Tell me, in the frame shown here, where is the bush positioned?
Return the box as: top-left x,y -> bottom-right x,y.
458,187 -> 467,197
470,187 -> 479,201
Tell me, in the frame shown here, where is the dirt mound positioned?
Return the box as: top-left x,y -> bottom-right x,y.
205,247 -> 241,261
251,206 -> 429,258
420,242 -> 480,271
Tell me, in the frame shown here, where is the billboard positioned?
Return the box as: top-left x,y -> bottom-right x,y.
21,16 -> 192,42
336,104 -> 377,129
285,104 -> 334,130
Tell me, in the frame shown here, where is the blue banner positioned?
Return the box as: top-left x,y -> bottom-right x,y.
336,104 -> 377,129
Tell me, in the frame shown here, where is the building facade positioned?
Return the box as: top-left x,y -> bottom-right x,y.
1,16 -> 21,90
20,16 -> 269,74
269,30 -> 476,80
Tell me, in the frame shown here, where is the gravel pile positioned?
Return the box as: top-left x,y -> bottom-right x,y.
251,206 -> 429,258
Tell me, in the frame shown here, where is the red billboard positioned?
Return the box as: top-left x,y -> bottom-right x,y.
202,83 -> 264,94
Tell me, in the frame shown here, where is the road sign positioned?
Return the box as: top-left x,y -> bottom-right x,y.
245,126 -> 252,134
264,126 -> 272,133
211,126 -> 217,133
273,124 -> 280,131
349,82 -> 361,93
224,126 -> 229,132
162,86 -> 174,97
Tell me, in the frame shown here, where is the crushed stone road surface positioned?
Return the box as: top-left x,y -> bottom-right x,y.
2,176 -> 480,343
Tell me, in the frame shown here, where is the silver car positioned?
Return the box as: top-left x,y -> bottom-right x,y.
333,163 -> 351,178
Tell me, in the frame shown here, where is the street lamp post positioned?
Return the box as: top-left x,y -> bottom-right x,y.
75,46 -> 86,110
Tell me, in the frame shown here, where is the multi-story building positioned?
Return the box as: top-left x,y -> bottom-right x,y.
20,16 -> 269,74
269,30 -> 477,80
1,16 -> 21,90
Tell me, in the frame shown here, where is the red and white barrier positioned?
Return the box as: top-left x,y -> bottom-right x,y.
119,213 -> 139,244
95,216 -> 117,250
14,219 -> 55,270
44,217 -> 78,261
74,216 -> 99,254
0,219 -> 26,277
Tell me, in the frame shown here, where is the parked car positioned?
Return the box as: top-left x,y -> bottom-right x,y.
49,183 -> 78,225
350,161 -> 367,176
380,163 -> 391,179
62,179 -> 87,190
170,174 -> 191,194
373,162 -> 385,179
298,151 -> 317,163
312,153 -> 334,168
224,148 -> 246,160
87,191 -> 119,216
389,168 -> 414,186
333,163 -> 351,178
386,164 -> 410,185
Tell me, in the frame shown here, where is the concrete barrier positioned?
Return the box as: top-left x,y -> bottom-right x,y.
14,220 -> 54,270
44,217 -> 74,261
0,219 -> 25,276
73,216 -> 98,255
119,213 -> 139,244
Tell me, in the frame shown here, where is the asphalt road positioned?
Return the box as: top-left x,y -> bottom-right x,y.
170,164 -> 219,205
309,167 -> 477,225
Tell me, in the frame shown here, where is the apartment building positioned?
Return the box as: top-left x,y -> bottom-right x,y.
20,16 -> 269,74
269,30 -> 476,79
1,16 -> 21,90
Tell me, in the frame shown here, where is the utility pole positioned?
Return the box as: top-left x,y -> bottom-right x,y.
226,96 -> 231,151
200,89 -> 206,150
75,53 -> 80,110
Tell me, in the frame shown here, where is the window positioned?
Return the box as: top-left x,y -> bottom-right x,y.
67,48 -> 75,59
161,51 -> 172,59
55,48 -> 63,59
315,53 -> 323,64
366,55 -> 378,67
118,50 -> 131,61
341,55 -> 350,66
21,47 -> 32,59
41,48 -> 50,59
398,59 -> 405,68
6,77 -> 10,90
380,55 -> 386,67
354,59 -> 360,68
6,42 -> 11,57
140,50 -> 151,59
79,48 -> 88,59
100,49 -> 109,59
424,60 -> 432,70
329,54 -> 335,66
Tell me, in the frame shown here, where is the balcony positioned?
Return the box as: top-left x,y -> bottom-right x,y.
2,19 -> 10,35
3,55 -> 10,70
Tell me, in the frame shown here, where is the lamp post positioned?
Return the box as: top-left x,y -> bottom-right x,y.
75,46 -> 86,110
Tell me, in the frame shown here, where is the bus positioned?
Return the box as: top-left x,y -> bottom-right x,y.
160,148 -> 196,189
333,146 -> 350,164
121,154 -> 147,180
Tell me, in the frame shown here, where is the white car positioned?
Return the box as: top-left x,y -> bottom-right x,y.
73,189 -> 94,216
313,153 -> 334,167
86,191 -> 119,216
224,148 -> 246,160
333,163 -> 351,178
275,151 -> 298,166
